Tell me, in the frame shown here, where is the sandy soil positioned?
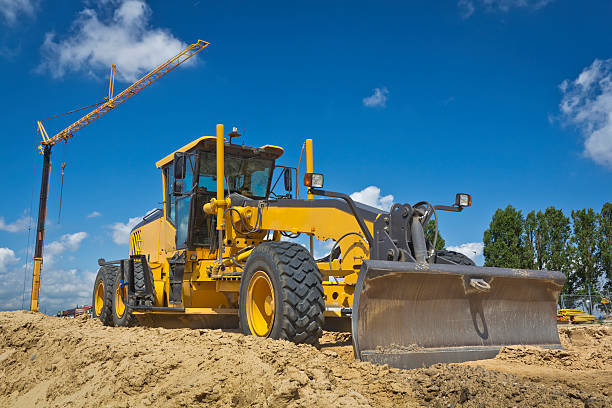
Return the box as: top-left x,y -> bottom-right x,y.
0,311 -> 610,407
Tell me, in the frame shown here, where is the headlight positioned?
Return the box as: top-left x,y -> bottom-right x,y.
304,173 -> 324,189
455,193 -> 472,207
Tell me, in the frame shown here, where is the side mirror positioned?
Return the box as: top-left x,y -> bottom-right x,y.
174,153 -> 186,180
173,179 -> 183,195
284,168 -> 292,192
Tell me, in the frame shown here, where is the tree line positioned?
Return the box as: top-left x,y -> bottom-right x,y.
482,202 -> 612,297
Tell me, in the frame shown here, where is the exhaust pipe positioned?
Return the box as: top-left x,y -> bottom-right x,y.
411,216 -> 427,263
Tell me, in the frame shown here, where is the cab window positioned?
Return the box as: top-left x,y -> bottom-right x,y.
198,152 -> 273,199
164,164 -> 175,224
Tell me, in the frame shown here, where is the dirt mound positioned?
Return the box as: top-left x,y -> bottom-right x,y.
559,325 -> 612,349
466,324 -> 612,401
1,311 -> 610,407
497,344 -> 610,371
409,364 -> 605,408
496,325 -> 612,371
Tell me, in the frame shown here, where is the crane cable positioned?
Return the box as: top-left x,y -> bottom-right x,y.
296,142 -> 305,200
21,130 -> 39,309
57,162 -> 66,224
39,100 -> 105,123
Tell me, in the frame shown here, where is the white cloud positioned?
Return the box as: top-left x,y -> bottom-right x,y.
110,216 -> 142,245
0,263 -> 95,313
362,87 -> 389,108
0,215 -> 30,233
559,59 -> 612,168
446,242 -> 484,262
459,0 -> 553,18
0,248 -> 19,273
87,211 -> 102,218
0,0 -> 37,25
458,0 -> 476,18
314,240 -> 335,260
0,241 -> 93,313
350,186 -> 394,211
45,232 -> 88,265
38,267 -> 96,313
38,0 -> 189,82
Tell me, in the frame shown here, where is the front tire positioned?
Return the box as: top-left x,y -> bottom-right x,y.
112,271 -> 138,327
435,249 -> 475,265
92,266 -> 116,326
239,242 -> 324,345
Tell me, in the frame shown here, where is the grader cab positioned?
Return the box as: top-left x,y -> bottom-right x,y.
93,124 -> 565,369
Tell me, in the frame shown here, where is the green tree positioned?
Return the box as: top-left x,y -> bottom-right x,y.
425,220 -> 445,250
524,210 -> 543,269
599,202 -> 612,291
538,207 -> 573,294
570,208 -> 601,295
483,205 -> 532,268
524,208 -> 572,274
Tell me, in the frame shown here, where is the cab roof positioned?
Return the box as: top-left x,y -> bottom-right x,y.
155,136 -> 284,168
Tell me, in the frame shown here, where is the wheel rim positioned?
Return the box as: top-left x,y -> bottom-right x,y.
115,282 -> 126,318
246,271 -> 275,337
94,280 -> 104,316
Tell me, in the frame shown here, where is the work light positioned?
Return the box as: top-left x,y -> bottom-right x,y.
455,193 -> 472,207
304,173 -> 324,188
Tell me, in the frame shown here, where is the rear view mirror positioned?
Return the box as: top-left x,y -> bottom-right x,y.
174,153 -> 186,180
284,169 -> 292,192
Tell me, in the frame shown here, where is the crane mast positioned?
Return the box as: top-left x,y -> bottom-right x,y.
30,40 -> 210,313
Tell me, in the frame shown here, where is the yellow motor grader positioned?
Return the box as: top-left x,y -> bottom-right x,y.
93,124 -> 565,368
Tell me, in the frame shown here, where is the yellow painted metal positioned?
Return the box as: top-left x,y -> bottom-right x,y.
107,64 -> 116,100
259,145 -> 285,158
216,124 -> 225,230
156,136 -> 216,168
29,258 -> 42,312
246,271 -> 275,336
323,282 -> 354,310
216,280 -> 241,292
115,282 -> 126,318
94,279 -> 104,316
133,307 -> 239,315
235,204 -> 370,256
37,121 -> 49,144
40,40 -> 210,148
306,138 -> 313,200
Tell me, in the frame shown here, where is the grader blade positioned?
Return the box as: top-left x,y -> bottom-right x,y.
351,260 -> 565,369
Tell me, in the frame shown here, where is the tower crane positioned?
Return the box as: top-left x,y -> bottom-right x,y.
30,40 -> 210,312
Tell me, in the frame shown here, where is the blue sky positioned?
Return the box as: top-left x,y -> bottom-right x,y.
0,0 -> 611,314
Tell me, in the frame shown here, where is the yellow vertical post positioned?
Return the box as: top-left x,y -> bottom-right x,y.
30,259 -> 42,311
216,124 -> 225,265
108,64 -> 116,100
306,139 -> 313,200
305,138 -> 314,254
216,124 -> 224,229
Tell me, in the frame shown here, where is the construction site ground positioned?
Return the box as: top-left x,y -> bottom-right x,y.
0,311 -> 610,407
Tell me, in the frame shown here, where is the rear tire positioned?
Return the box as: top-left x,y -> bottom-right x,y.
92,266 -> 116,326
435,249 -> 475,265
239,242 -> 324,345
112,271 -> 138,327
